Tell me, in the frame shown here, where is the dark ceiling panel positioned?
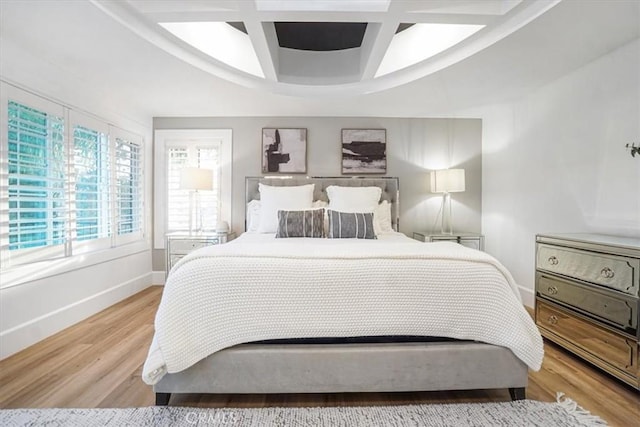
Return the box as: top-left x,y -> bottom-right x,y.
396,23 -> 415,33
275,22 -> 368,51
227,22 -> 247,34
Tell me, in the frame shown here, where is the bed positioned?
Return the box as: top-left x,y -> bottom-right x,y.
145,177 -> 543,405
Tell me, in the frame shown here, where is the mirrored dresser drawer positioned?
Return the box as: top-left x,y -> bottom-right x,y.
536,300 -> 638,383
537,243 -> 639,296
537,273 -> 637,333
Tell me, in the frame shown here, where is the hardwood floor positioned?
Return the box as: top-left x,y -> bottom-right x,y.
0,286 -> 638,426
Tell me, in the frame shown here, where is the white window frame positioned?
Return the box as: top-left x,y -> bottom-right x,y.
154,129 -> 232,249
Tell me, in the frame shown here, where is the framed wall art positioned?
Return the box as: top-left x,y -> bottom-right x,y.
262,128 -> 307,173
342,129 -> 386,174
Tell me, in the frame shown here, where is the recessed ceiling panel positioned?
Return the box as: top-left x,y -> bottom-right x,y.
275,22 -> 367,51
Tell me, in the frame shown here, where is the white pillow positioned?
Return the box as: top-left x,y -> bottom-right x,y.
246,199 -> 261,232
258,183 -> 315,233
326,186 -> 382,213
247,199 -> 327,233
374,200 -> 394,234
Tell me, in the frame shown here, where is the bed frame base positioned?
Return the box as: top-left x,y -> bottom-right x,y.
154,387 -> 525,406
153,341 -> 528,405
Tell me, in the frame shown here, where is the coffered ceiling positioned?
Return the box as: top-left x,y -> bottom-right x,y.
92,0 -> 560,96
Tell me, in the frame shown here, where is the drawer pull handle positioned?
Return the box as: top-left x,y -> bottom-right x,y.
547,286 -> 558,295
600,267 -> 615,279
548,315 -> 558,325
547,256 -> 559,265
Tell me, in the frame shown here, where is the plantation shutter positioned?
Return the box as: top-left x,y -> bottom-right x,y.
6,101 -> 67,252
115,136 -> 143,238
166,148 -> 189,231
198,147 -> 219,231
72,125 -> 110,242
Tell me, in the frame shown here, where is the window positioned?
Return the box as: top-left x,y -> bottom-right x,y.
154,129 -> 232,249
0,84 -> 145,269
166,146 -> 219,232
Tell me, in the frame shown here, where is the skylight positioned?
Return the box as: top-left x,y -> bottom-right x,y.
160,22 -> 264,78
376,24 -> 485,77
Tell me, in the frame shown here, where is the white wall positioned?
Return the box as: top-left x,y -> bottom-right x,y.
0,253 -> 151,358
153,117 -> 483,271
481,39 -> 640,307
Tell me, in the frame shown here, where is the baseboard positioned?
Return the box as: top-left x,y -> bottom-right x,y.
0,272 -> 153,360
519,285 -> 535,309
152,271 -> 166,285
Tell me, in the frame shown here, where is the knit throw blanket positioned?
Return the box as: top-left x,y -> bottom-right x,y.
143,235 -> 543,385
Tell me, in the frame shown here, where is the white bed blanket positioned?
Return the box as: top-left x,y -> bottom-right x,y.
143,233 -> 543,385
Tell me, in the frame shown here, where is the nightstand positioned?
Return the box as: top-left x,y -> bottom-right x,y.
166,231 -> 235,274
412,231 -> 484,251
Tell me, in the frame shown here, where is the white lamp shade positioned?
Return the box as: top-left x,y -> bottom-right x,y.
430,169 -> 465,193
180,167 -> 213,191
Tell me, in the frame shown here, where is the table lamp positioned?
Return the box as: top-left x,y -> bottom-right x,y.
430,168 -> 465,235
180,167 -> 213,233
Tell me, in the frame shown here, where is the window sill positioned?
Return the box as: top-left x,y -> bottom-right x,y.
0,239 -> 151,289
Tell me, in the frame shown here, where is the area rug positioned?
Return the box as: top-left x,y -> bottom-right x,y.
0,394 -> 605,427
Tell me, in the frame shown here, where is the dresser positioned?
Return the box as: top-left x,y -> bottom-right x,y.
535,233 -> 640,389
166,231 -> 235,275
412,232 -> 484,251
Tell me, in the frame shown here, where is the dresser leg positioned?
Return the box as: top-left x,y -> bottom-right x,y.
509,387 -> 526,401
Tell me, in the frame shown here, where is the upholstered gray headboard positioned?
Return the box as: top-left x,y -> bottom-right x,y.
245,176 -> 400,231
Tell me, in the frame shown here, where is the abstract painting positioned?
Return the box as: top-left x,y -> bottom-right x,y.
262,128 -> 307,173
342,129 -> 386,174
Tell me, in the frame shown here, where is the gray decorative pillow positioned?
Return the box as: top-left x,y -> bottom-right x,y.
327,210 -> 377,239
276,209 -> 324,238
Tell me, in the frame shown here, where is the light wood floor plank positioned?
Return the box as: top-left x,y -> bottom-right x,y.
0,285 -> 637,427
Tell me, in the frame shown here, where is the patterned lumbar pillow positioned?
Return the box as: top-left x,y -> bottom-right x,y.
327,210 -> 376,239
276,209 -> 325,238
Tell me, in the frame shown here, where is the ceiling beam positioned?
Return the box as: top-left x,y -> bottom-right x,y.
237,1 -> 278,82
359,21 -> 398,81
145,11 -> 498,25
359,0 -> 407,81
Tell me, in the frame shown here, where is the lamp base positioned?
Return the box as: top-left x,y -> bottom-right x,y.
188,190 -> 204,234
215,221 -> 230,233
440,192 -> 453,235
